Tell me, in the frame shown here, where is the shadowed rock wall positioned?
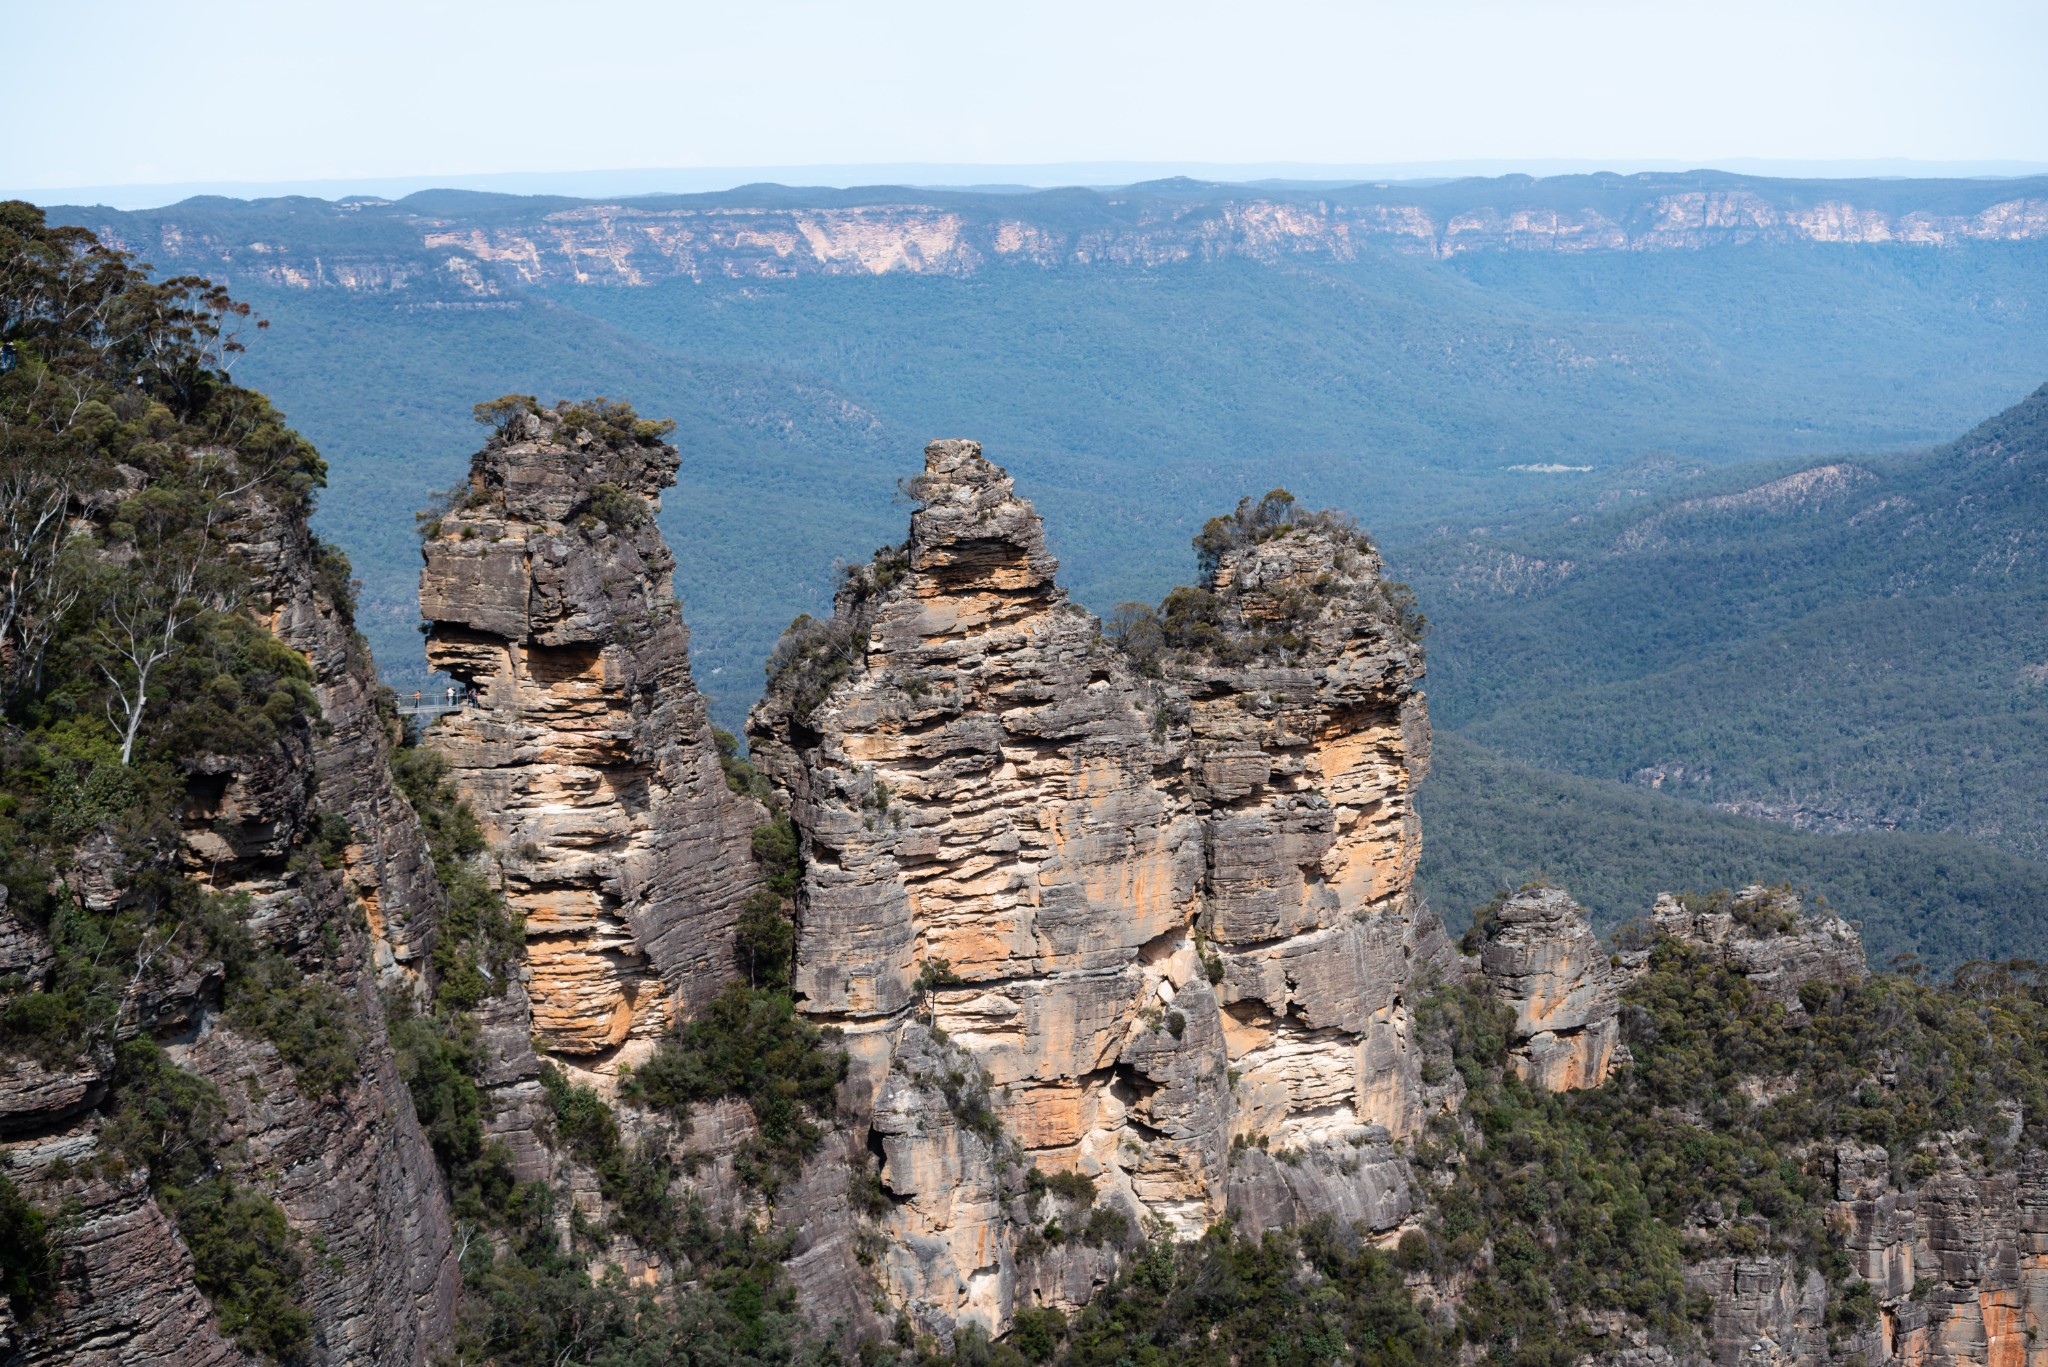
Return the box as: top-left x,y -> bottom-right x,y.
0,450 -> 457,1364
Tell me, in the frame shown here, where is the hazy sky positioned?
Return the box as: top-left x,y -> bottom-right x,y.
8,0 -> 2047,193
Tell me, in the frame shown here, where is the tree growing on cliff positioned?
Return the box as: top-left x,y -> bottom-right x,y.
0,444 -> 96,706
913,956 -> 963,1021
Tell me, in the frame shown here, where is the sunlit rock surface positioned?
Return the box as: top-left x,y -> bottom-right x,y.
749,439 -> 1437,1331
419,404 -> 766,1055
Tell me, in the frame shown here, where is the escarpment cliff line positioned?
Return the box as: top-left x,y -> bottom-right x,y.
746,441 -> 1439,1331
64,174 -> 2048,294
418,401 -> 767,1058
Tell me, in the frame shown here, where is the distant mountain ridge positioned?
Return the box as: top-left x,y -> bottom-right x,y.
53,171 -> 2048,291
1413,382 -> 2048,861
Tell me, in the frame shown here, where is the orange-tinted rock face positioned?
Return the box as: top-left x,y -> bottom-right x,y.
1826,1143 -> 2048,1367
750,441 -> 1437,1332
1474,886 -> 1623,1092
420,405 -> 765,1056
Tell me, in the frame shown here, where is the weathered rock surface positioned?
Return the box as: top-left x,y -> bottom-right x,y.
0,442 -> 458,1364
1668,1124 -> 2048,1367
748,440 -> 1436,1332
420,404 -> 766,1055
0,1152 -> 245,1366
1649,886 -> 1865,1019
1475,885 -> 1623,1091
1638,890 -> 2040,1367
0,1052 -> 109,1136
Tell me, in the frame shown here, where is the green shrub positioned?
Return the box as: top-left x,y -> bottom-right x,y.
751,815 -> 801,897
225,952 -> 360,1098
390,743 -> 521,1010
714,727 -> 776,802
160,1179 -> 312,1359
628,982 -> 847,1192
311,541 -> 358,627
735,889 -> 797,991
0,1174 -> 55,1323
763,612 -> 867,722
103,1040 -> 312,1361
103,1039 -> 225,1186
1080,1207 -> 1131,1248
1008,1306 -> 1067,1363
387,1009 -> 516,1223
576,482 -> 649,532
1030,1167 -> 1097,1204
538,1063 -> 680,1255
936,1063 -> 1003,1144
554,396 -> 675,447
761,543 -> 907,723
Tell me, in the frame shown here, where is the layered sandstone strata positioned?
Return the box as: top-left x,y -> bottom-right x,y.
748,439 -> 1436,1332
1475,885 -> 1623,1091
0,448 -> 458,1364
419,404 -> 766,1056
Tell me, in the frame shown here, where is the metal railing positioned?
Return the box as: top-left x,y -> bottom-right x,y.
395,701 -> 478,718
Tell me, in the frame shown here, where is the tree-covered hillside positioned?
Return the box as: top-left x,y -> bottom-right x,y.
1418,734 -> 2048,972
48,189 -> 2048,733
43,184 -> 2048,969
1411,382 -> 2048,866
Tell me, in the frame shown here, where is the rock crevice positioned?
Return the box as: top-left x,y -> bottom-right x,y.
748,440 -> 1438,1331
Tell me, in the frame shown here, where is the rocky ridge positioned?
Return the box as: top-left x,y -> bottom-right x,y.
13,386 -> 2048,1366
1474,885 -> 1624,1092
419,401 -> 766,1058
746,440 -> 1437,1331
65,176 -> 2048,294
1645,885 -> 1866,1020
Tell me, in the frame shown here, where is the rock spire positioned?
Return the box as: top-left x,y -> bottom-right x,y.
748,440 -> 1439,1331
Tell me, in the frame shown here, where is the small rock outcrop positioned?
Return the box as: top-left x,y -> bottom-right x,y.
1474,885 -> 1623,1092
748,440 -> 1437,1331
1648,885 -> 1865,1018
420,402 -> 767,1056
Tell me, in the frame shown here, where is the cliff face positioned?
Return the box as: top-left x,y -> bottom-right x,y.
1617,888 -> 2048,1367
0,450 -> 456,1363
419,405 -> 766,1058
747,440 -> 1435,1331
1475,885 -> 1623,1092
68,176 -> 2048,294
16,391 -> 2048,1366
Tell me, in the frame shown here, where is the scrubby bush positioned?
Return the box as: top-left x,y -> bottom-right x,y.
390,743 -> 521,1010
162,1179 -> 312,1358
735,890 -> 797,991
575,481 -> 649,532
0,1175 -> 56,1323
714,727 -> 776,803
224,954 -> 360,1099
762,543 -> 909,722
628,982 -> 847,1192
763,612 -> 867,723
387,1009 -> 517,1223
103,1040 -> 313,1360
539,1063 -> 679,1256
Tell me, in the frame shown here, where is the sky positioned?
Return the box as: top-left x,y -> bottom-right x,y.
8,0 -> 2048,201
